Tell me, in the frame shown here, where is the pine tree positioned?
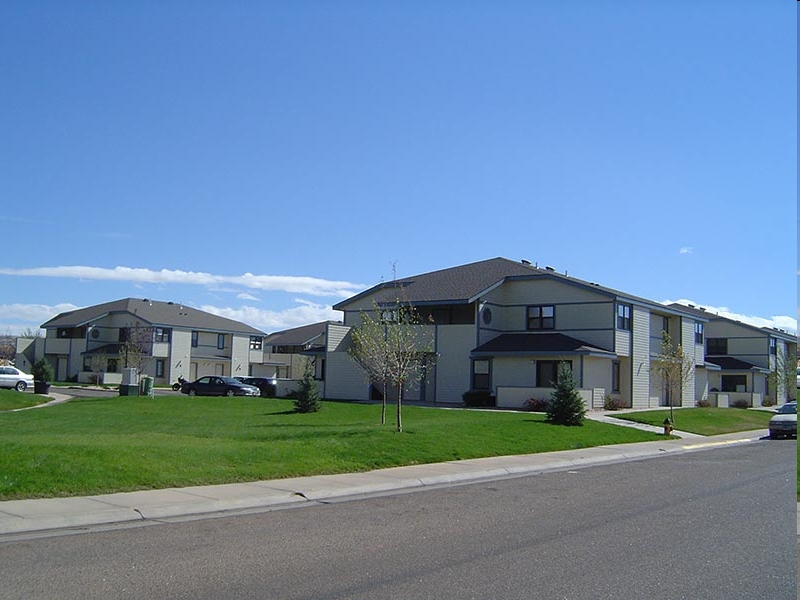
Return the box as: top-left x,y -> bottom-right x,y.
546,362 -> 586,426
293,359 -> 321,413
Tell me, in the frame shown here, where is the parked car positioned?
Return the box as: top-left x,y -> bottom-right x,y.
180,376 -> 260,397
796,367 -> 800,389
0,366 -> 35,392
768,401 -> 796,439
235,376 -> 277,397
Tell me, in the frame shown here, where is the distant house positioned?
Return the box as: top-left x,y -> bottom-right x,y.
15,298 -> 267,386
249,321 -> 337,395
324,257 -> 711,409
670,303 -> 797,406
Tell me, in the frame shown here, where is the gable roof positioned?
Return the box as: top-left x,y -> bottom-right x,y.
668,303 -> 796,342
335,257 -> 703,319
41,298 -> 266,335
263,321 -> 334,348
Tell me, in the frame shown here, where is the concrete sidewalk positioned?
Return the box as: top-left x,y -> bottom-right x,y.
0,426 -> 767,538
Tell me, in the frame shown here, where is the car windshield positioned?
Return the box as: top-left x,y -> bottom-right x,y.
777,403 -> 797,415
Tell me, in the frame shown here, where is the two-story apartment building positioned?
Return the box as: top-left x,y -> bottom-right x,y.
15,298 -> 268,386
324,258 -> 711,409
671,303 -> 797,406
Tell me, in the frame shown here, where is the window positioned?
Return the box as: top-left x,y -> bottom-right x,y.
616,304 -> 631,331
612,361 -> 620,393
191,331 -> 199,348
527,305 -> 555,330
706,338 -> 727,355
721,375 -> 746,393
662,316 -> 669,336
694,322 -> 704,345
154,328 -> 171,343
769,338 -> 777,355
536,360 -> 571,387
156,359 -> 165,378
250,336 -> 263,350
217,334 -> 225,349
472,359 -> 491,390
107,359 -> 118,373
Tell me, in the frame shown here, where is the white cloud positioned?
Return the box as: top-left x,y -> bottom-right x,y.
679,247 -> 693,255
199,300 -> 341,333
0,265 -> 366,298
236,292 -> 260,301
666,299 -> 797,333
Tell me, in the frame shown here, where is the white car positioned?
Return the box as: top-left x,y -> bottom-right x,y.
0,366 -> 35,392
769,401 -> 797,439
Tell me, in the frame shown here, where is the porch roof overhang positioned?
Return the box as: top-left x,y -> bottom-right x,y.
471,333 -> 616,359
81,343 -> 123,356
704,357 -> 769,374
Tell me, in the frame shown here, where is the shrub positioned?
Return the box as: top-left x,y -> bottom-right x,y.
524,397 -> 549,412
293,360 -> 321,413
603,395 -> 625,411
731,399 -> 750,409
695,399 -> 711,408
546,362 -> 586,426
462,390 -> 496,407
31,358 -> 54,383
761,396 -> 776,407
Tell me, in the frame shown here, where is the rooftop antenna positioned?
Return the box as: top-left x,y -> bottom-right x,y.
391,260 -> 397,280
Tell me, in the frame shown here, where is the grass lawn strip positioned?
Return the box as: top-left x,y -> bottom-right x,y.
0,389 -> 51,411
613,407 -> 773,436
0,396 -> 662,500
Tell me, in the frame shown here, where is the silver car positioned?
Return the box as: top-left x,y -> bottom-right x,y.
768,401 -> 797,439
0,366 -> 35,392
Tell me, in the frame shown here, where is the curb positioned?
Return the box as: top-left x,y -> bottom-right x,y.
0,430 -> 766,538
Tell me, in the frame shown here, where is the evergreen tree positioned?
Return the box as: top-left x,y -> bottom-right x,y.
293,359 -> 321,413
546,362 -> 586,426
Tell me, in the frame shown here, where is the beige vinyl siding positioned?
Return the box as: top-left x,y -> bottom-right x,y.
679,319 -> 696,407
630,305 -> 651,408
433,324 -> 474,403
169,330 -> 192,382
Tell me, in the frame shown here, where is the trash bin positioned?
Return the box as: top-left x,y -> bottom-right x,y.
139,376 -> 154,397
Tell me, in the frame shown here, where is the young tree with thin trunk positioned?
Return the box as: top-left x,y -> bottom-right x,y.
348,298 -> 436,432
651,331 -> 695,423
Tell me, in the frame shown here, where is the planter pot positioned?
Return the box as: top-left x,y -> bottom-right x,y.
34,381 -> 51,395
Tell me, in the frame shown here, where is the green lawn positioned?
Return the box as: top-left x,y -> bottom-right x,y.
614,407 -> 774,436
0,389 -> 51,411
0,395 -> 663,500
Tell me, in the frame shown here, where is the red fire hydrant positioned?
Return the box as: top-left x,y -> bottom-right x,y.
663,418 -> 673,436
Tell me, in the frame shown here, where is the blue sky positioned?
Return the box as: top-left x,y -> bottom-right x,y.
0,2 -> 796,336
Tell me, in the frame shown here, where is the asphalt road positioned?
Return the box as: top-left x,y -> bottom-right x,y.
0,441 -> 794,600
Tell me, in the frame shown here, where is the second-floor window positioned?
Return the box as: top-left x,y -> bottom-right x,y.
527,305 -> 555,330
217,334 -> 225,349
769,338 -> 777,355
191,331 -> 199,347
694,322 -> 704,345
706,338 -> 727,355
154,328 -> 171,343
250,336 -> 263,350
616,304 -> 631,331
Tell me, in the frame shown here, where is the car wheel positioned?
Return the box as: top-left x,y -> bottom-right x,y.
15,381 -> 27,392
226,389 -> 236,397
770,432 -> 781,440
188,389 -> 197,396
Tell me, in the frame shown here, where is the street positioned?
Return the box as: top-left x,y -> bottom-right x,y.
0,440 -> 794,599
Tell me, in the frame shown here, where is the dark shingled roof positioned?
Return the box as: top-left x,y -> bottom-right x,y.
704,357 -> 764,371
41,298 -> 266,335
472,333 -> 615,357
335,257 -> 700,319
335,258 -> 545,309
263,321 -> 334,347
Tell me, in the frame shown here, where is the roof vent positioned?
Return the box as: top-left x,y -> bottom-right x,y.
521,259 -> 531,265
545,266 -> 555,272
